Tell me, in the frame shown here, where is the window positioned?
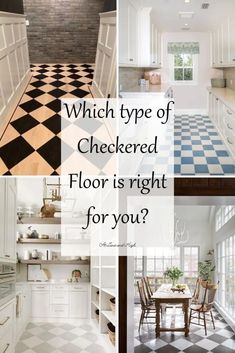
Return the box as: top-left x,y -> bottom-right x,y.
183,246 -> 199,291
134,246 -> 199,300
174,54 -> 193,81
216,235 -> 235,320
215,206 -> 235,231
167,42 -> 199,85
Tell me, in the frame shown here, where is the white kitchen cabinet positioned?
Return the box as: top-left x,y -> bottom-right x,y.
69,291 -> 88,318
229,16 -> 235,64
157,32 -> 162,67
4,179 -> 16,261
91,11 -> 116,98
0,179 -> 17,262
119,1 -> 161,68
0,299 -> 15,353
31,284 -> 89,320
150,24 -> 158,66
32,290 -> 50,318
208,89 -> 235,159
211,16 -> 235,67
119,0 -> 138,66
16,284 -> 31,341
0,181 -> 5,259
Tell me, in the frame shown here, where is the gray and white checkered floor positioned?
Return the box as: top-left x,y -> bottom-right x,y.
16,321 -> 110,353
134,305 -> 235,353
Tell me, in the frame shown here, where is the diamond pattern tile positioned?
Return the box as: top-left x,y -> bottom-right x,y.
15,321 -> 110,353
0,63 -> 107,175
135,305 -> 235,353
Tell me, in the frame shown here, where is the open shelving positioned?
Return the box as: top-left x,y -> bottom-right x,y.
17,239 -> 61,244
19,259 -> 90,265
17,217 -> 87,225
91,255 -> 118,353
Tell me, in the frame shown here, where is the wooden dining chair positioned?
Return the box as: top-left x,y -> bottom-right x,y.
137,279 -> 156,331
189,281 -> 219,335
191,277 -> 201,304
143,277 -> 154,303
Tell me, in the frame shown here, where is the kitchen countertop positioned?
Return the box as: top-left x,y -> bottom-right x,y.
120,83 -> 172,95
208,87 -> 235,112
16,280 -> 90,285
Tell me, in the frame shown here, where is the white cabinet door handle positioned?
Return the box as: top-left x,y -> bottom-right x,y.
227,137 -> 233,145
3,344 -> 10,353
0,317 -> 10,326
227,123 -> 233,130
227,110 -> 232,115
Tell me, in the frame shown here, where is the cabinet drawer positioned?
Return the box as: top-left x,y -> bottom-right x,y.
51,305 -> 68,318
51,284 -> 68,291
0,332 -> 14,353
226,128 -> 235,152
0,302 -> 14,340
51,291 -> 69,305
70,284 -> 88,291
225,114 -> 235,131
224,106 -> 235,119
31,284 -> 49,291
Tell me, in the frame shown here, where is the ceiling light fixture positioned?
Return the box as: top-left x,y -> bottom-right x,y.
185,0 -> 190,3
179,11 -> 194,19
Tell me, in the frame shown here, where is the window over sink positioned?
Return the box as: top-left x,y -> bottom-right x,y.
170,53 -> 198,84
168,41 -> 199,85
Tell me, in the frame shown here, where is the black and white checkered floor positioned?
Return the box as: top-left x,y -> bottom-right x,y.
134,305 -> 235,353
0,64 -> 114,175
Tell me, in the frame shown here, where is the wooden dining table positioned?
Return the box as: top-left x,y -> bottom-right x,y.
152,284 -> 192,337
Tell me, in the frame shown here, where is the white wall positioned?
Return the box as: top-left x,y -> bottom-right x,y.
161,31 -> 223,114
175,206 -> 213,260
17,177 -> 44,209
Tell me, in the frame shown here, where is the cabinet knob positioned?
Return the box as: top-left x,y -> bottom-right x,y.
4,255 -> 10,258
129,58 -> 133,62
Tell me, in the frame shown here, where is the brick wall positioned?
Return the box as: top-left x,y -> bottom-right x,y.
23,0 -> 104,63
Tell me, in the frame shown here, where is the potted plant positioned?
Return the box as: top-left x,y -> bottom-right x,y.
164,266 -> 183,287
198,260 -> 215,282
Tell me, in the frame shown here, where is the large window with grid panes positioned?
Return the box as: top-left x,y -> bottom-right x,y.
216,235 -> 235,319
134,246 -> 199,301
216,206 -> 235,231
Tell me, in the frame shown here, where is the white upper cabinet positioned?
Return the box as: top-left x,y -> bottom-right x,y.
0,179 -> 17,262
119,0 -> 138,66
229,16 -> 235,64
211,15 -> 235,67
119,0 -> 162,68
0,181 -> 5,259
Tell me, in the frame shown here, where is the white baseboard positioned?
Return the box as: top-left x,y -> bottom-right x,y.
214,302 -> 235,332
0,70 -> 32,139
175,109 -> 208,116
